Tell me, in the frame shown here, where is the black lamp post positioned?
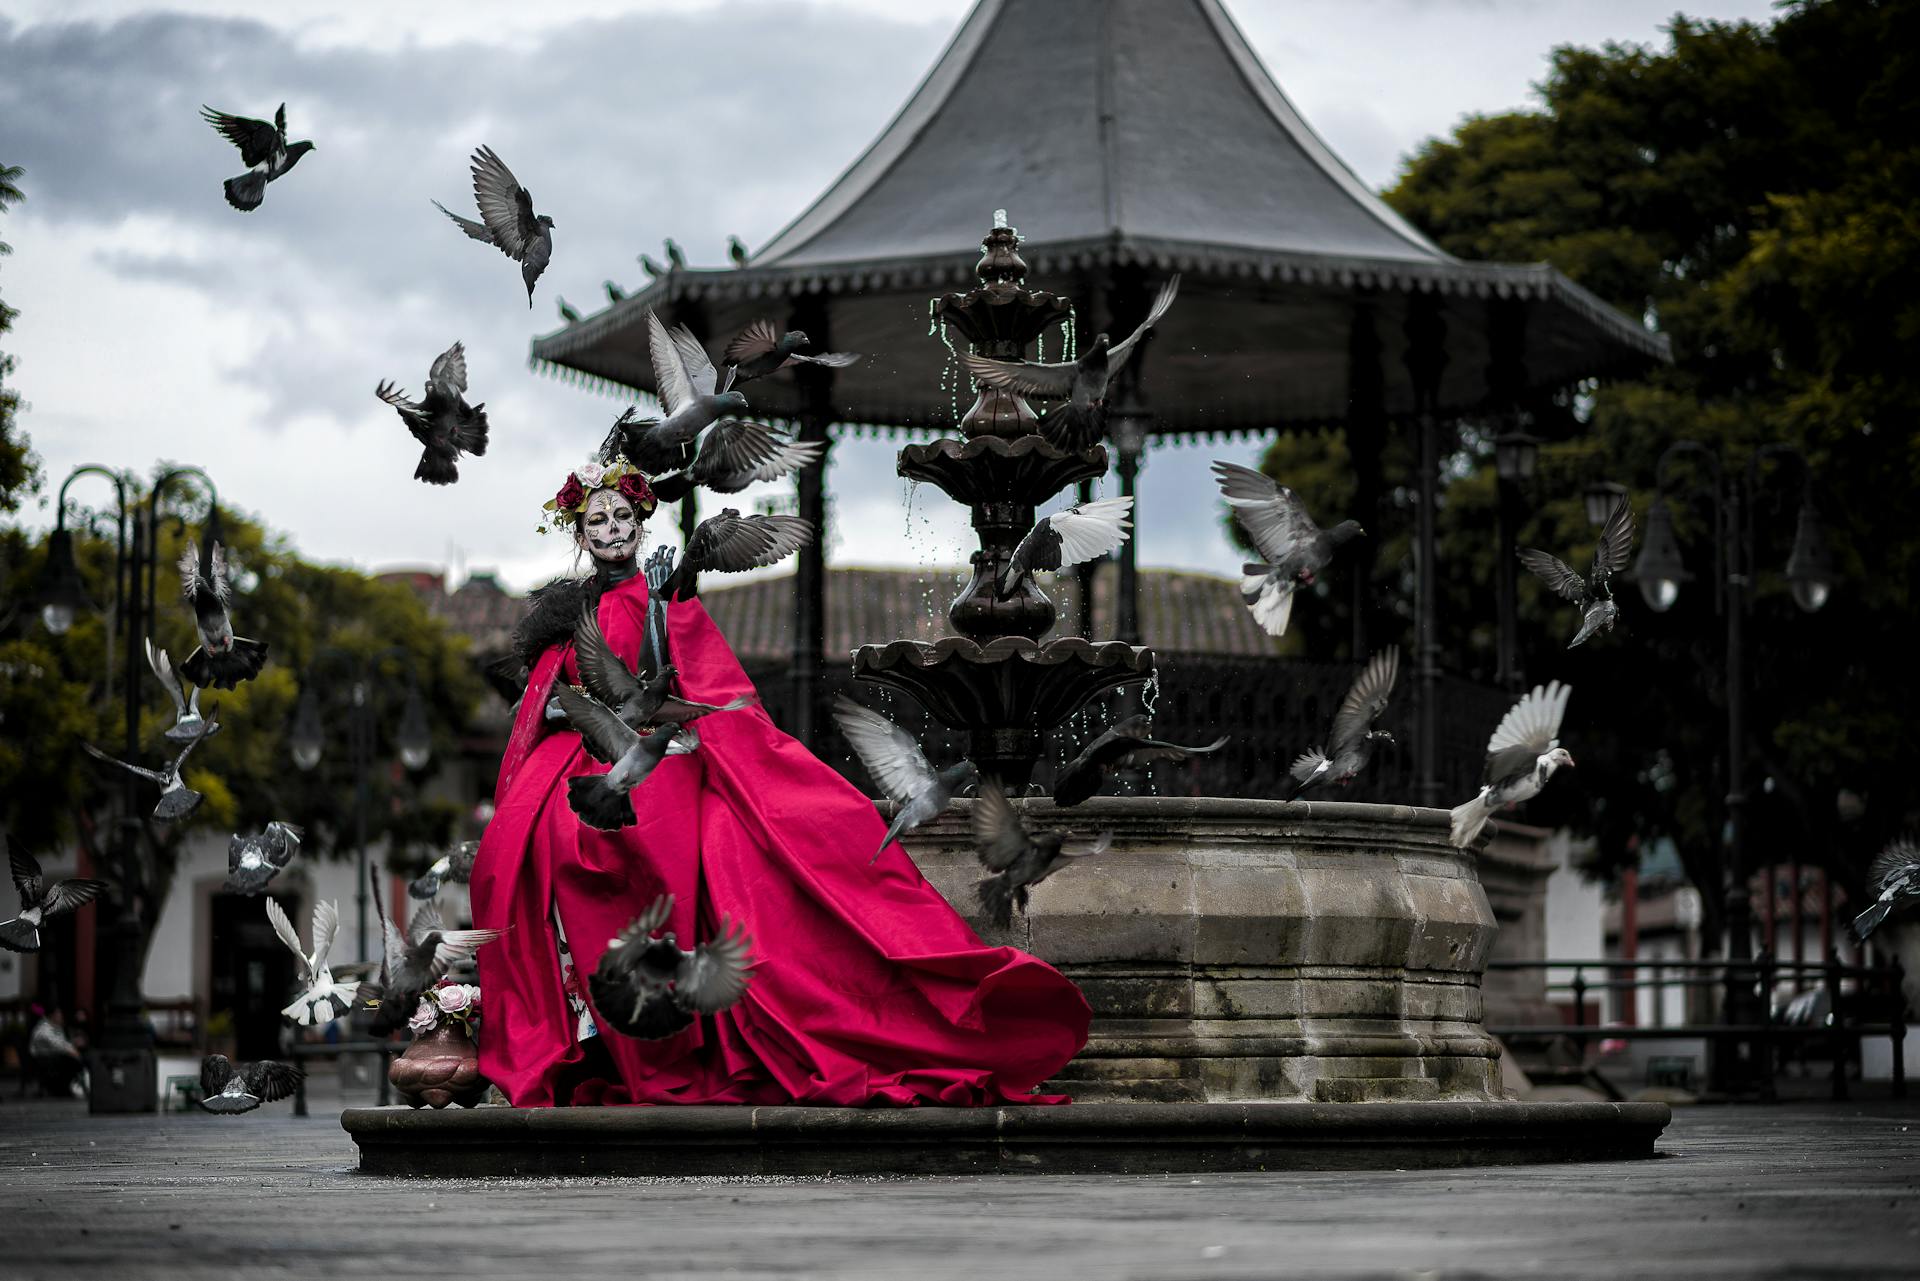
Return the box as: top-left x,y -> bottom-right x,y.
1492,429 -> 1540,691
289,646 -> 433,959
1582,480 -> 1630,530
1632,441 -> 1834,1091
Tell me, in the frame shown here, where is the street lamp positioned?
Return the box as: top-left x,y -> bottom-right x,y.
1632,498 -> 1692,614
1493,430 -> 1541,483
37,528 -> 94,636
1583,480 -> 1630,528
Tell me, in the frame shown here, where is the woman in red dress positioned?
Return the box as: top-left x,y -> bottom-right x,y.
470,464 -> 1090,1106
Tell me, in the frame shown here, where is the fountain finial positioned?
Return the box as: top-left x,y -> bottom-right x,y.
977,212 -> 1026,286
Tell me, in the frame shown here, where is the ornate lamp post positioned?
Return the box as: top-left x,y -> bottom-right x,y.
288,646 -> 434,959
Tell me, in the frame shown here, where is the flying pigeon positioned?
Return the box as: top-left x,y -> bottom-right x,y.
721,320 -> 862,383
178,540 -> 268,690
198,1054 -> 303,1114
962,275 -> 1180,450
572,607 -> 753,728
639,253 -> 668,279
200,103 -> 314,212
1520,495 -> 1636,648
0,838 -> 109,954
832,695 -> 976,864
664,239 -> 686,269
1052,714 -> 1228,808
587,893 -> 755,1040
374,342 -> 490,486
604,280 -> 626,304
997,496 -> 1134,598
554,683 -> 682,831
1448,681 -> 1575,849
597,314 -> 755,475
409,841 -> 481,901
434,145 -> 554,307
1211,461 -> 1364,637
637,413 -> 825,505
362,868 -> 506,1034
660,509 -> 813,602
224,822 -> 303,895
972,778 -> 1112,928
81,712 -> 218,821
145,638 -> 220,746
264,897 -> 357,1025
727,236 -> 749,267
557,296 -> 582,325
1852,839 -> 1920,942
1285,646 -> 1401,799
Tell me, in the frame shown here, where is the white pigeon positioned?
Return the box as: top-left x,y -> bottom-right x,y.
264,897 -> 357,1026
1448,681 -> 1575,848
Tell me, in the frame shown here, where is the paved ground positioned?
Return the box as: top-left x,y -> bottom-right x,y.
3,1079 -> 1917,1280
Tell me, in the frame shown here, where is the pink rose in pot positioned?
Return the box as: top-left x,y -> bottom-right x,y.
436,984 -> 473,1014
408,999 -> 438,1035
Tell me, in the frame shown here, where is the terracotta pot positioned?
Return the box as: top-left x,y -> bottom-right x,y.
388,1023 -> 489,1109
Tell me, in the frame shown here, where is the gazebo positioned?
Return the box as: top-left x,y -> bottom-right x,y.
530,0 -> 1668,791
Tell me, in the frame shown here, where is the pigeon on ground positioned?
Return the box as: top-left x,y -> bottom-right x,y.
145,638 -> 220,746
998,496 -> 1134,598
604,280 -> 626,304
81,712 -> 218,821
1286,646 -> 1401,799
572,607 -> 753,728
178,541 -> 268,689
639,253 -> 668,279
554,684 -> 682,831
1052,715 -> 1228,808
408,841 -> 481,901
224,822 -> 303,895
1520,495 -> 1636,648
264,897 -> 357,1026
832,695 -> 976,864
374,341 -> 489,486
962,275 -> 1180,450
660,509 -> 813,602
722,320 -> 861,383
664,239 -> 686,269
728,236 -> 749,267
972,778 -> 1112,928
434,145 -> 554,307
1212,461 -> 1364,637
1448,681 -> 1575,849
638,413 -> 824,505
198,1054 -> 303,1114
0,838 -> 109,953
588,893 -> 755,1040
200,103 -> 314,211
557,297 -> 582,325
1852,839 -> 1920,942
362,868 -> 506,1034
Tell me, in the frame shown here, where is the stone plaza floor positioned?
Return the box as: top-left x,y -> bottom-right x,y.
2,1078 -> 1916,1280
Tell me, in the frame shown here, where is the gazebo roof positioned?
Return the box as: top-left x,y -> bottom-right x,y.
532,0 -> 1668,433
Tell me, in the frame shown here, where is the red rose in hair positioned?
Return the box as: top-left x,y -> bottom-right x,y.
554,474 -> 586,512
617,472 -> 656,509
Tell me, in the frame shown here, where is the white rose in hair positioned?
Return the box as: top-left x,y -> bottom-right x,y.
576,460 -> 606,488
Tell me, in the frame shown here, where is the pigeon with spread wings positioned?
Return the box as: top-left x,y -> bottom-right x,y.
200,102 -> 314,211
598,314 -> 754,475
434,145 -> 554,307
179,541 -> 268,689
1853,839 -> 1920,942
146,638 -> 219,745
1,838 -> 109,953
997,496 -> 1134,598
1519,495 -> 1636,648
409,841 -> 480,901
832,695 -> 976,864
199,1054 -> 303,1114
264,897 -> 357,1025
1212,461 -> 1364,638
554,683 -> 683,831
362,867 -> 506,1033
225,822 -> 303,895
588,893 -> 755,1040
1286,647 -> 1400,799
660,509 -> 813,602
722,319 -> 861,383
972,779 -> 1112,928
571,606 -> 753,729
374,341 -> 490,485
1448,681 -> 1575,848
82,711 -> 218,821
1052,715 -> 1227,808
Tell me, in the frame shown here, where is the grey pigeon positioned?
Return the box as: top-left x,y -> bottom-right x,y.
587,893 -> 755,1040
604,279 -> 626,304
179,541 -> 268,689
0,838 -> 108,953
363,868 -> 506,1034
408,841 -> 481,901
224,821 -> 303,895
721,319 -> 861,383
200,103 -> 313,211
146,637 -> 220,746
264,897 -> 356,1025
434,145 -> 554,307
832,695 -> 976,864
557,297 -> 582,324
198,1054 -> 302,1114
639,253 -> 668,279
598,315 -> 754,474
1520,495 -> 1636,648
972,778 -> 1112,928
1212,461 -> 1364,637
661,509 -> 813,602
664,239 -> 686,269
572,606 -> 753,728
374,341 -> 489,485
727,236 -> 749,267
963,275 -> 1179,450
998,496 -> 1134,598
1286,646 -> 1400,799
554,684 -> 682,831
1052,714 -> 1227,808
81,712 -> 218,821
642,415 -> 825,505
1853,839 -> 1920,942
1449,681 -> 1575,848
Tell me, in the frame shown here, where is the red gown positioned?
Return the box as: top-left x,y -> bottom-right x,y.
470,573 -> 1091,1106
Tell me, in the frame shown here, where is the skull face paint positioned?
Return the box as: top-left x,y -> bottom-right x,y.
576,488 -> 642,565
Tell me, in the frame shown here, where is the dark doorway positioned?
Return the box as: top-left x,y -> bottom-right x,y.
208,893 -> 297,1061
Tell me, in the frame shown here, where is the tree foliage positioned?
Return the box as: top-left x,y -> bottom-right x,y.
0,163 -> 39,515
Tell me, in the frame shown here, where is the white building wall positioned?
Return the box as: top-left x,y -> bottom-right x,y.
1543,832 -> 1604,1015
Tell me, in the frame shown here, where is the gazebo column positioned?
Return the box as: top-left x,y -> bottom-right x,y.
1344,304 -> 1387,657
1405,295 -> 1449,807
1486,297 -> 1531,692
1110,408 -> 1147,645
789,294 -> 835,752
1073,477 -> 1096,637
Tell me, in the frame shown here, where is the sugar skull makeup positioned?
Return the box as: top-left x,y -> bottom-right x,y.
576,488 -> 642,564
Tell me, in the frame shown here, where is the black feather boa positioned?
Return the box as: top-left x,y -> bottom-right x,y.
511,575 -> 602,671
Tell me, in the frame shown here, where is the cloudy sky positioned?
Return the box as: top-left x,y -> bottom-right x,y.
2,0 -> 1779,594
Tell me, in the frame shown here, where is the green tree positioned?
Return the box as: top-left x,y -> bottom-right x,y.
0,163 -> 39,514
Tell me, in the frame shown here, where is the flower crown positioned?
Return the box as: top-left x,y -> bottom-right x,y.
538,458 -> 658,535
